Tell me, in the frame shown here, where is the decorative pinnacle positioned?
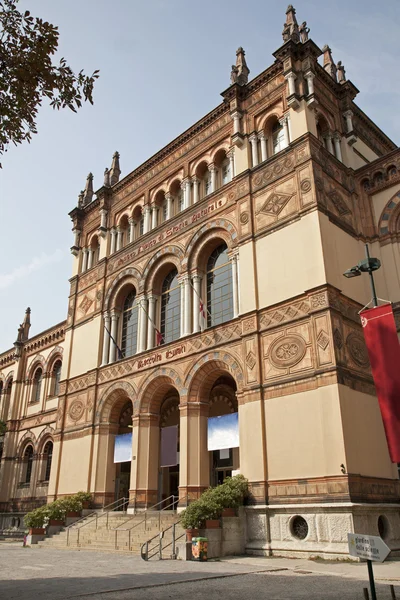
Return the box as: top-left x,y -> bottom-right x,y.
83,172 -> 94,205
110,151 -> 121,186
230,47 -> 250,86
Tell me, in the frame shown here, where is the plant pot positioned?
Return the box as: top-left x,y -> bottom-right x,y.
205,519 -> 220,529
48,519 -> 64,526
82,501 -> 90,509
66,511 -> 81,518
29,527 -> 45,535
186,528 -> 199,542
222,508 -> 236,517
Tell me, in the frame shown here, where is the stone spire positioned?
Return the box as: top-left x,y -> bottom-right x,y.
103,168 -> 111,187
109,152 -> 121,186
21,307 -> 31,340
14,307 -> 31,358
82,173 -> 94,205
282,5 -> 300,43
322,45 -> 337,82
230,47 -> 250,86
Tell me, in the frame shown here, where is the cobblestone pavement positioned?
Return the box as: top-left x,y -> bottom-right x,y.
1,543 -> 400,600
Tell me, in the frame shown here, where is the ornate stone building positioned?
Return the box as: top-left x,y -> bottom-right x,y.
1,6 -> 400,556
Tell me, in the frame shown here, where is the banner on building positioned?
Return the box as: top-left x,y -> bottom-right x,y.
360,303 -> 400,462
160,425 -> 178,467
208,413 -> 239,451
114,433 -> 132,463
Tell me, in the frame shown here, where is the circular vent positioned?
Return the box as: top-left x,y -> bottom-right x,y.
291,516 -> 309,540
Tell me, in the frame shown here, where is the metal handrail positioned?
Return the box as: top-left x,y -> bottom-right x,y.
66,496 -> 129,546
141,521 -> 186,561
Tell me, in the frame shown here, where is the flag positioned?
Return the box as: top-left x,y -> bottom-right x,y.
199,299 -> 206,331
155,328 -> 163,346
360,303 -> 400,462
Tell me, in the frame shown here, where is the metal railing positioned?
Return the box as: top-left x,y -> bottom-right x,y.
141,521 -> 186,561
66,496 -> 129,547
113,495 -> 188,552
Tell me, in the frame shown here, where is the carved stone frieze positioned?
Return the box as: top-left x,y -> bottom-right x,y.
252,153 -> 295,192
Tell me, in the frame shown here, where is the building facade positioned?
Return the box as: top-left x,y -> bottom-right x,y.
2,6 -> 400,556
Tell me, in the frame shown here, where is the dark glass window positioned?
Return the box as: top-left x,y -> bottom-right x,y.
52,361 -> 62,396
44,441 -> 53,482
121,291 -> 138,358
207,244 -> 233,327
161,269 -> 181,344
33,368 -> 42,403
24,445 -> 34,484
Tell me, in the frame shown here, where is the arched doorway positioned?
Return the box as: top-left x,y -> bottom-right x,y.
115,401 -> 133,501
159,393 -> 180,504
208,375 -> 239,486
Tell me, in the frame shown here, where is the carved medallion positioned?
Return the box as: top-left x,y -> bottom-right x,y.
269,334 -> 307,368
240,212 -> 250,224
68,399 -> 85,422
300,179 -> 312,193
346,332 -> 369,368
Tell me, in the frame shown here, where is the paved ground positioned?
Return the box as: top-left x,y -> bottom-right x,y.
1,542 -> 400,600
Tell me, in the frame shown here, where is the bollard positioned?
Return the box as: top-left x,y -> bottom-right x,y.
363,588 -> 370,600
390,585 -> 397,600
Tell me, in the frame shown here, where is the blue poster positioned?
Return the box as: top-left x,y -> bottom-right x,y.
114,433 -> 132,463
207,413 -> 239,451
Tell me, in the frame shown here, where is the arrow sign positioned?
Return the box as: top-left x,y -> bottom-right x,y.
348,533 -> 391,562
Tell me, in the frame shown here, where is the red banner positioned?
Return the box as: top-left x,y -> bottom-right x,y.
360,304 -> 400,462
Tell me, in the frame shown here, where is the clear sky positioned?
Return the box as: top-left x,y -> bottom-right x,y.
1,0 -> 399,350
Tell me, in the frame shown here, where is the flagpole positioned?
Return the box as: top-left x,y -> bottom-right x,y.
104,323 -> 124,360
138,299 -> 163,345
188,278 -> 213,321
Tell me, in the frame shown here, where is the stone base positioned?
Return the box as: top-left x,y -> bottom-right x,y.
25,533 -> 45,545
245,503 -> 400,559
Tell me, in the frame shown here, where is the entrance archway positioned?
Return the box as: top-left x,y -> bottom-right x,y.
115,401 -> 133,501
159,393 -> 180,505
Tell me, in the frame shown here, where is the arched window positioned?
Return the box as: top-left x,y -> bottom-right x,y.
139,216 -> 144,236
24,445 -> 34,484
160,269 -> 181,344
162,197 -> 168,222
272,121 -> 285,154
32,368 -> 43,403
177,189 -> 184,214
121,291 -> 139,358
51,360 -> 62,396
43,441 -> 53,482
207,244 -> 233,327
90,236 -> 100,267
221,158 -> 232,186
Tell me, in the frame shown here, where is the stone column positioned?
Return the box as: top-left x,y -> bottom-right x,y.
151,205 -> 158,229
138,297 -> 148,353
184,179 -> 191,209
166,192 -> 173,219
116,227 -> 123,251
304,71 -> 315,95
129,217 -> 135,242
230,253 -> 239,318
192,177 -> 200,204
231,110 -> 242,135
208,164 -> 217,194
136,303 -> 142,354
183,275 -> 191,336
249,133 -> 259,167
73,228 -> 81,248
87,249 -> 93,270
228,148 -> 235,178
324,133 -> 334,155
143,206 -> 151,234
110,228 -> 117,254
146,295 -> 156,350
82,248 -> 89,272
343,110 -> 354,133
258,132 -> 267,163
102,313 -> 111,366
333,133 -> 343,162
100,209 -> 107,230
180,279 -> 185,337
192,275 -> 201,333
179,402 -> 210,500
285,71 -> 297,96
108,311 -> 119,364
281,116 -> 290,147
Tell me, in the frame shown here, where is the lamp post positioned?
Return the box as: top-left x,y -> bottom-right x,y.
343,244 -> 381,308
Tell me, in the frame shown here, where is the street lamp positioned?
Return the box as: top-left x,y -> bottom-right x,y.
343,244 -> 381,307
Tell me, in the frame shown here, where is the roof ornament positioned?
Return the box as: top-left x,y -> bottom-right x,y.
322,45 -> 338,82
282,5 -> 300,43
337,61 -> 347,84
103,167 -> 111,187
109,151 -> 121,186
82,172 -> 94,205
230,47 -> 250,86
78,190 -> 84,208
14,307 -> 31,358
299,21 -> 310,43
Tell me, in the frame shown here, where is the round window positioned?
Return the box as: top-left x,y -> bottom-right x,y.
378,515 -> 389,540
291,516 -> 309,540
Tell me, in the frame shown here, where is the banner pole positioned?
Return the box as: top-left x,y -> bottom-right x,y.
365,244 -> 379,308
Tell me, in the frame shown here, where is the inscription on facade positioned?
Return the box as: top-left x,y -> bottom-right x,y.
137,345 -> 187,370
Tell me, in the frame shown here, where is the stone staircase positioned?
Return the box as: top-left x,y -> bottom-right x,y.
37,510 -> 186,556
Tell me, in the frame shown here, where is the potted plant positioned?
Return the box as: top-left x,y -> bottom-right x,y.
181,502 -> 204,541
75,491 -> 92,509
24,506 -> 47,534
47,499 -> 66,526
214,475 -> 248,517
60,495 -> 82,517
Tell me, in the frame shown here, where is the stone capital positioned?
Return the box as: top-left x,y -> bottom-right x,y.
208,163 -> 217,173
249,132 -> 258,143
257,131 -> 266,141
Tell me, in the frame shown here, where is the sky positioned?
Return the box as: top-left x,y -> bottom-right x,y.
1,0 -> 400,350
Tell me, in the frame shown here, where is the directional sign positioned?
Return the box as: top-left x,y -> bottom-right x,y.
348,533 -> 391,562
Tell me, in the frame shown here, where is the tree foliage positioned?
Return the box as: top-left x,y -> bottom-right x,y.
0,0 -> 99,162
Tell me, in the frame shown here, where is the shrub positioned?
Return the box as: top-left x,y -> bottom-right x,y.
47,499 -> 67,521
24,506 -> 48,529
74,491 -> 92,503
180,475 -> 248,529
59,496 -> 82,513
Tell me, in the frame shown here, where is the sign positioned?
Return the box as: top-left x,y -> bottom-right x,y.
114,433 -> 132,463
360,304 -> 400,462
348,533 -> 390,562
